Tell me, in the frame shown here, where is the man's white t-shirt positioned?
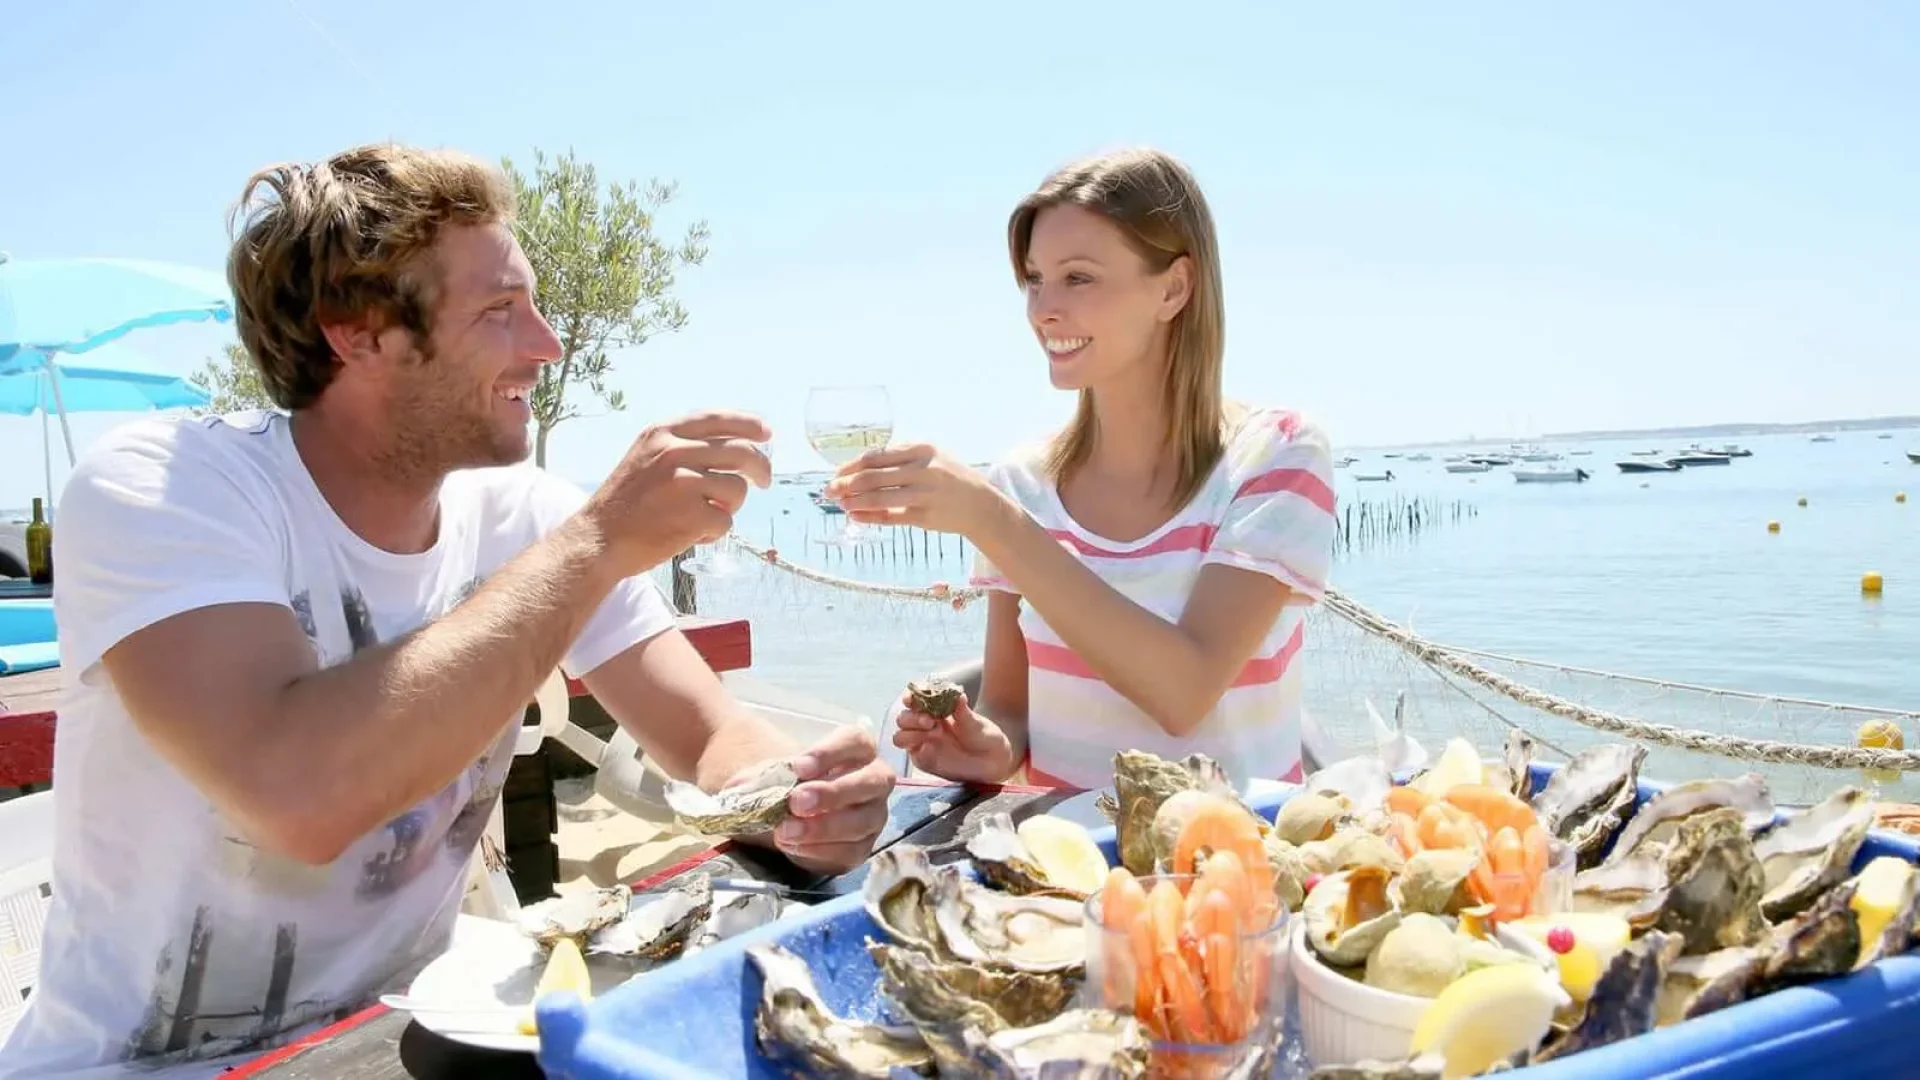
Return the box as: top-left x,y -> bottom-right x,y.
0,411 -> 673,1079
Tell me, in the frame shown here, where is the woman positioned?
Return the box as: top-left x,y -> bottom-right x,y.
827,147 -> 1336,790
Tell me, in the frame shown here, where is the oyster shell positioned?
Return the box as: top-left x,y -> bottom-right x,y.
1762,877 -> 1862,986
1572,850 -> 1670,930
1305,866 -> 1403,967
968,1009 -> 1151,1079
1654,945 -> 1768,1026
585,874 -> 714,963
1150,789 -> 1220,872
1532,931 -> 1681,1063
517,886 -> 630,950
1655,807 -> 1769,956
868,941 -> 1041,1073
749,943 -> 935,1077
1532,743 -> 1647,867
930,868 -> 1087,974
1603,773 -> 1774,867
1101,750 -> 1234,876
970,812 -> 1068,898
1364,913 -> 1465,997
868,941 -> 1076,1029
1275,792 -> 1352,846
906,676 -> 964,719
864,846 -> 953,958
1394,847 -> 1478,916
1752,786 -> 1874,922
663,759 -> 797,837
1303,755 -> 1395,817
693,888 -> 784,952
1504,729 -> 1537,801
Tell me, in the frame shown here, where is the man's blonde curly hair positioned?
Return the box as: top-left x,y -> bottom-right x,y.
225,144 -> 516,410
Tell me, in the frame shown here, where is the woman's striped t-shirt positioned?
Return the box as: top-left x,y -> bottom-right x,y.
970,408 -> 1337,790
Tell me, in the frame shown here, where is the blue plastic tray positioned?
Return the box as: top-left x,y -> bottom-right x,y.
536,765 -> 1920,1080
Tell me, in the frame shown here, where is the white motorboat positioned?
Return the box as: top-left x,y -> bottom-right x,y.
1353,470 -> 1396,482
1810,433 -> 1837,443
1513,466 -> 1591,483
1444,461 -> 1492,474
1406,453 -> 1432,462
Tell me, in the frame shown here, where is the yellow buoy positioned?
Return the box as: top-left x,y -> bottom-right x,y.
1767,520 -> 1781,533
1862,571 -> 1884,595
1797,496 -> 1808,507
1899,492 -> 1908,504
1860,719 -> 1904,787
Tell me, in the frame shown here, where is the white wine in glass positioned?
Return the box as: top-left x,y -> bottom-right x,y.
806,384 -> 892,545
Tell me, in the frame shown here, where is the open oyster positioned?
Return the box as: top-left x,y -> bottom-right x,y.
869,941 -> 1076,1029
1763,877 -> 1862,986
1305,865 -> 1403,967
1572,850 -> 1670,930
968,1009 -> 1151,1079
1655,945 -> 1768,1026
966,812 -> 1104,900
929,868 -> 1087,974
1275,792 -> 1352,846
586,874 -> 713,963
864,846 -> 953,958
1532,743 -> 1647,867
1655,807 -> 1769,956
1752,786 -> 1873,922
1394,847 -> 1478,916
663,759 -> 797,837
1603,773 -> 1774,867
1100,750 -> 1234,876
749,943 -> 934,1077
517,886 -> 630,950
1482,730 -> 1537,803
868,941 -> 1018,1072
693,888 -> 783,952
1532,931 -> 1681,1062
906,676 -> 964,719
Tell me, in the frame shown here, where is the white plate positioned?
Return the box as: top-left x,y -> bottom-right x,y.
1041,778 -> 1299,832
400,890 -> 800,1053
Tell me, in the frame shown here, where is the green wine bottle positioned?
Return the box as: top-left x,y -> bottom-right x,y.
25,497 -> 52,586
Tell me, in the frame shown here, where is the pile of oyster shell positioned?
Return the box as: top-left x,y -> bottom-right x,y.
516,872 -> 790,972
749,844 -> 1152,1078
1293,734 -> 1920,1078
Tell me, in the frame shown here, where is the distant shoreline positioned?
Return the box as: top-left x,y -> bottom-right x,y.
1353,415 -> 1920,452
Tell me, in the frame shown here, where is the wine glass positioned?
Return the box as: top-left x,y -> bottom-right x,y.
805,385 -> 893,546
681,440 -> 770,579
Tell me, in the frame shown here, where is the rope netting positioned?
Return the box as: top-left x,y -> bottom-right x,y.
666,530 -> 1919,807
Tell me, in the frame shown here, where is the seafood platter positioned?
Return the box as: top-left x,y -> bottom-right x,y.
529,733 -> 1920,1079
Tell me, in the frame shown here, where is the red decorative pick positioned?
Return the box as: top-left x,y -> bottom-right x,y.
1546,925 -> 1575,955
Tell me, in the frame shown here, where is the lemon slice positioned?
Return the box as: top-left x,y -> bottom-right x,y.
1409,962 -> 1571,1079
517,937 -> 591,1035
1852,855 -> 1916,968
1016,814 -> 1111,896
1504,913 -> 1632,1003
1411,739 -> 1483,799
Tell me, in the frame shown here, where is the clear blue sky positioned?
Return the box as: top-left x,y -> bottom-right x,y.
2,0 -> 1914,505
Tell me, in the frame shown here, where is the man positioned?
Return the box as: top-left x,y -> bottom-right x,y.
0,144 -> 894,1079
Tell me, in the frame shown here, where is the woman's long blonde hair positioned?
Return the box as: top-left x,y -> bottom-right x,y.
1007,148 -> 1228,512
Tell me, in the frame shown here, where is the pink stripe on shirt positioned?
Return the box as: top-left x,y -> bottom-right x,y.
1047,523 -> 1218,560
1232,467 -> 1336,515
1027,621 -> 1305,688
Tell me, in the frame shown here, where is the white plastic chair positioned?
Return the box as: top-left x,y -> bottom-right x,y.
0,790 -> 55,1043
460,671 -> 572,922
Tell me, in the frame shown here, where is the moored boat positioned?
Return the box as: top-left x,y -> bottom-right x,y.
1617,459 -> 1681,474
1513,466 -> 1591,483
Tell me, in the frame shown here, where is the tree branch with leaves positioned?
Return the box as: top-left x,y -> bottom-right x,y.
191,342 -> 276,414
503,149 -> 709,467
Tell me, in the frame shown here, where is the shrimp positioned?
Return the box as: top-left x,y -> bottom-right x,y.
1150,877 -> 1213,1045
1175,798 -> 1276,926
1099,869 -> 1149,1005
1444,784 -> 1538,838
1194,888 -> 1248,1043
1417,802 -> 1484,851
1385,784 -> 1433,819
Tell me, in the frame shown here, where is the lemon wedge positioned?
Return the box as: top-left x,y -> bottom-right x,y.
1851,856 -> 1916,969
1017,814 -> 1111,896
517,936 -> 591,1036
1409,962 -> 1571,1079
1411,739 -> 1483,799
1504,913 -> 1632,1003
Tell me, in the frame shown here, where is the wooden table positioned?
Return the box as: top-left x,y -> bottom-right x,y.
230,780 -> 1070,1079
0,615 -> 752,788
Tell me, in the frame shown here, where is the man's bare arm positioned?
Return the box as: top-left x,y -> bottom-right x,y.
106,517 -> 620,865
580,626 -> 801,793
